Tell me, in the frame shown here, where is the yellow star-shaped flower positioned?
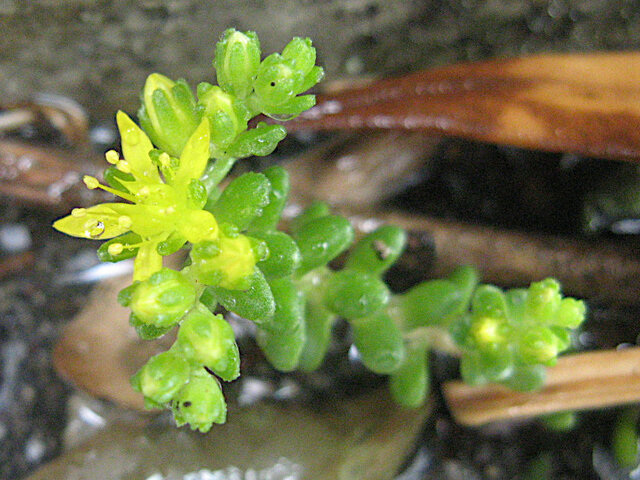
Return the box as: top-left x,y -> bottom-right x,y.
54,112 -> 218,281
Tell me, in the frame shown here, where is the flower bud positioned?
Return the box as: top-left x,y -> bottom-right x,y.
254,54 -> 303,108
197,83 -> 248,150
519,327 -> 560,365
190,234 -> 256,290
555,297 -> 586,329
176,304 -> 240,381
131,351 -> 190,405
282,37 -> 316,75
130,268 -> 197,328
215,29 -> 261,99
172,369 -> 227,432
138,73 -> 199,157
525,278 -> 562,323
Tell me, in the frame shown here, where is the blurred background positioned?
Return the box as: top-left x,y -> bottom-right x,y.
3,0 -> 640,123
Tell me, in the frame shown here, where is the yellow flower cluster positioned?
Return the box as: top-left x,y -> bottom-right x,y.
54,112 -> 255,286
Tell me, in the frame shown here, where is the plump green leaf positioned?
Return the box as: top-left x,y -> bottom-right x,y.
207,268 -> 275,325
345,226 -> 406,276
209,172 -> 271,230
291,201 -> 330,233
294,214 -> 354,275
351,311 -> 405,374
251,230 -> 301,278
256,277 -> 306,371
389,343 -> 429,408
297,300 -> 335,372
226,123 -> 287,158
323,270 -> 390,319
401,279 -> 466,328
249,165 -> 290,232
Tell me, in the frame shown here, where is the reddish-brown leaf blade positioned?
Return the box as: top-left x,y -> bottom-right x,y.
289,53 -> 640,160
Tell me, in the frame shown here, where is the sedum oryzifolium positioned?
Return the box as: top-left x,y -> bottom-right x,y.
53,29 -> 587,433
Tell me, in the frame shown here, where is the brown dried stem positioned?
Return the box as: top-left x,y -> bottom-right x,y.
444,347 -> 640,426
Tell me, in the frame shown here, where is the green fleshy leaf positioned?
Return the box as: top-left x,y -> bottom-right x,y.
207,268 -> 275,325
389,343 -> 429,408
297,298 -> 335,372
209,172 -> 271,230
345,226 -> 406,276
323,270 -> 390,320
256,277 -> 306,371
291,201 -> 330,233
249,165 -> 290,232
294,214 -> 354,275
226,122 -> 287,158
250,230 -> 301,278
351,311 -> 405,374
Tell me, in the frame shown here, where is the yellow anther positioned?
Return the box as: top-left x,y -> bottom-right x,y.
71,208 -> 87,218
105,150 -> 120,165
118,215 -> 132,228
83,175 -> 100,190
116,160 -> 131,174
107,243 -> 124,255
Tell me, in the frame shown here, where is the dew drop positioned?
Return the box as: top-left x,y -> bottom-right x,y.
123,127 -> 140,145
118,216 -> 132,228
116,160 -> 131,174
71,208 -> 87,218
84,220 -> 105,238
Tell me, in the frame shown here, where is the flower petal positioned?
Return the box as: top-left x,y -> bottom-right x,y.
53,204 -> 132,239
133,241 -> 163,281
107,203 -> 173,238
116,111 -> 161,183
172,117 -> 210,188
